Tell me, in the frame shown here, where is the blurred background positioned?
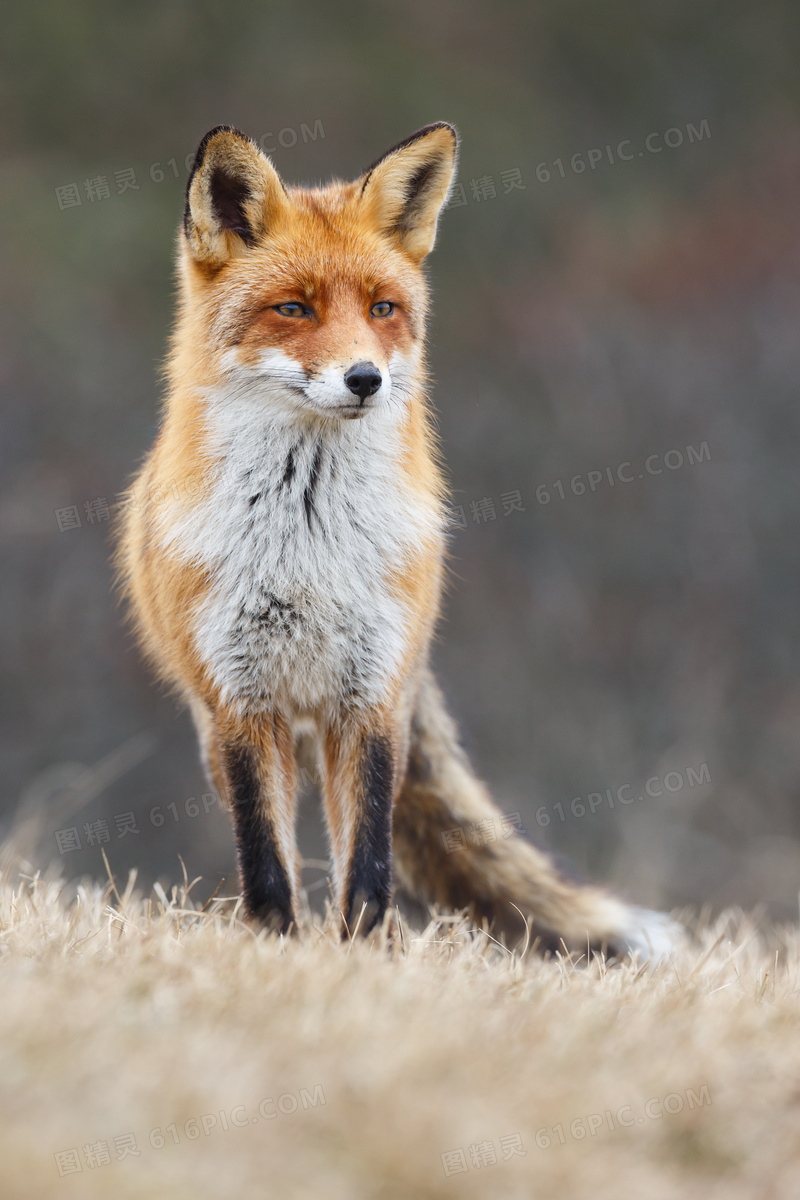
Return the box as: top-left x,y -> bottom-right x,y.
2,0 -> 800,921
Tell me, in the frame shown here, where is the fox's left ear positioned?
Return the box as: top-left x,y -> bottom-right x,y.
359,123 -> 458,261
183,126 -> 289,268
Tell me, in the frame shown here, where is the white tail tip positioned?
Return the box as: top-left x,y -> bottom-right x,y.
616,906 -> 684,965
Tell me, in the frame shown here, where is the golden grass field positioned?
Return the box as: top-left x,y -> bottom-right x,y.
1,867 -> 799,1200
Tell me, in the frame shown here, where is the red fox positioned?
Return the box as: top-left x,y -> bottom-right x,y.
116,122 -> 678,959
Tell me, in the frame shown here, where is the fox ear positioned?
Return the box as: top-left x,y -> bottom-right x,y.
183,126 -> 288,267
359,123 -> 458,261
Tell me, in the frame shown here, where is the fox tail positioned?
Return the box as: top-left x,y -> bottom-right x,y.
392,668 -> 680,961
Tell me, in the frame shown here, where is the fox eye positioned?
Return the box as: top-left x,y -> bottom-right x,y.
274,302 -> 311,318
370,301 -> 395,318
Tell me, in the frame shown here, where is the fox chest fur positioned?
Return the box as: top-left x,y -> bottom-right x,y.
158,390 -> 444,718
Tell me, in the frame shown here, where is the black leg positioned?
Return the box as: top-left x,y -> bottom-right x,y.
224,741 -> 295,934
343,735 -> 395,936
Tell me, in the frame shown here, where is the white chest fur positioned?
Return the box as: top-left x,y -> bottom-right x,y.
158,386 -> 442,717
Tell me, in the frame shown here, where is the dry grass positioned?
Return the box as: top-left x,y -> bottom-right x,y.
1,867 -> 800,1199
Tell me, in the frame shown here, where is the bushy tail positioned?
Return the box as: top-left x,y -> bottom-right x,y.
392,668 -> 679,961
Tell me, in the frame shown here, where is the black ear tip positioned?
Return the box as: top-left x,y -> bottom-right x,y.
413,121 -> 459,149
431,121 -> 458,142
192,125 -> 252,167
406,121 -> 459,149
198,123 -> 251,144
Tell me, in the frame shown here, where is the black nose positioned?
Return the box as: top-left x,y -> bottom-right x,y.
344,361 -> 382,402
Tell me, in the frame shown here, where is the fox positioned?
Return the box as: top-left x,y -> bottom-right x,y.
116,121 -> 678,959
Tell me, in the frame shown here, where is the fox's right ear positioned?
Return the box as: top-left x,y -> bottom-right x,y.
359,123 -> 458,261
183,126 -> 288,267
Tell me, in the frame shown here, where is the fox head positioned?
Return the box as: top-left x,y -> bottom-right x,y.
177,123 -> 457,422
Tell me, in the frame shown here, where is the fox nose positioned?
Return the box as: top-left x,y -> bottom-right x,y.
344,361 -> 382,403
